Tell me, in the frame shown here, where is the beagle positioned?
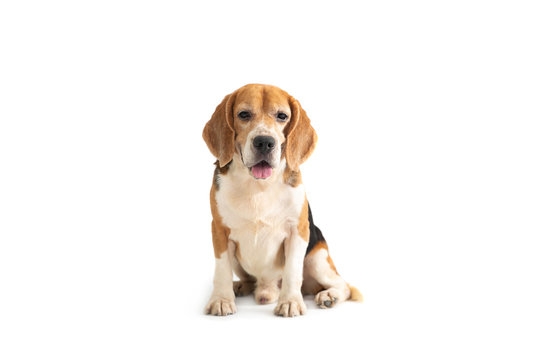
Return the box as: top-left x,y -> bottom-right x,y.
203,84 -> 362,317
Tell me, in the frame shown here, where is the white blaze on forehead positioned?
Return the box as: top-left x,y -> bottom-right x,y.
250,124 -> 276,137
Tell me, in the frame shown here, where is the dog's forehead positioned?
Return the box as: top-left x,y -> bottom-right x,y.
234,85 -> 290,112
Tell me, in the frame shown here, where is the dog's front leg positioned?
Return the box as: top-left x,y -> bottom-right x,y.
274,226 -> 308,317
205,227 -> 236,316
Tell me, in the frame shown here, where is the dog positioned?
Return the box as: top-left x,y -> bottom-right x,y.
203,84 -> 362,317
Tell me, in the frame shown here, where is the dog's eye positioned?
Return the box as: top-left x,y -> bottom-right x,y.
277,112 -> 288,122
238,111 -> 251,120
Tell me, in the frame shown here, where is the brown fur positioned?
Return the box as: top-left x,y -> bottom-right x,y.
209,184 -> 230,258
212,161 -> 230,190
285,98 -> 318,171
310,241 -> 328,253
298,197 -> 310,242
203,84 -> 317,172
283,165 -> 302,187
203,93 -> 236,167
348,284 -> 364,302
327,253 -> 338,274
274,241 -> 285,268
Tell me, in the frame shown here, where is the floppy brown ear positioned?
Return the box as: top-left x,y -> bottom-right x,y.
285,98 -> 318,171
203,92 -> 236,167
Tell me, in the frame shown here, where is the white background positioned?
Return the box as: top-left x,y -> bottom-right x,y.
1,0 -> 539,359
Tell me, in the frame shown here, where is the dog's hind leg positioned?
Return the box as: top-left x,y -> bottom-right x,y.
302,205 -> 362,308
303,242 -> 362,308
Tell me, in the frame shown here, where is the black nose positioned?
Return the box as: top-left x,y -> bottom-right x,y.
253,136 -> 276,154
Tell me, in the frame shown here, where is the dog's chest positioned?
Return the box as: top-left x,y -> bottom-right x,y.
215,175 -> 305,277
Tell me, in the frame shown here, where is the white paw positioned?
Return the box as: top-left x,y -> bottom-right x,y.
205,297 -> 237,316
315,288 -> 341,309
274,295 -> 306,317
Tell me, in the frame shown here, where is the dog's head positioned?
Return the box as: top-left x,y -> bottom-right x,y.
203,84 -> 317,179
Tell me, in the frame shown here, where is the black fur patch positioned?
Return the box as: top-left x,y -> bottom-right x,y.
305,203 -> 327,256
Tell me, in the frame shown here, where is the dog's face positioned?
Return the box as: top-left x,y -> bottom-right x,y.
233,85 -> 291,179
203,84 -> 317,178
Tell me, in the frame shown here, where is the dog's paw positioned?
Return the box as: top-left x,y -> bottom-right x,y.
315,288 -> 341,309
233,281 -> 255,297
205,297 -> 237,316
274,295 -> 306,317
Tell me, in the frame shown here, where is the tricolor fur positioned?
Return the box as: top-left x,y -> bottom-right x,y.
203,84 -> 362,317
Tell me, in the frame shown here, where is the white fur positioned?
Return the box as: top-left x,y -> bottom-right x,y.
216,154 -> 305,283
303,246 -> 351,308
214,153 -> 308,316
205,242 -> 236,315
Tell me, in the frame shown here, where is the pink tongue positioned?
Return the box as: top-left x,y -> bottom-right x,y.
252,162 -> 272,179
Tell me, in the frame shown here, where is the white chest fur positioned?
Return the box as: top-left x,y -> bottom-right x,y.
215,162 -> 305,280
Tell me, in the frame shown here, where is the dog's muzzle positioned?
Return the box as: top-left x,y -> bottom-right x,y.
249,136 -> 277,180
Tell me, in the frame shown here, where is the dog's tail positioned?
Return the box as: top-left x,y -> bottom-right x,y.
347,284 -> 364,303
